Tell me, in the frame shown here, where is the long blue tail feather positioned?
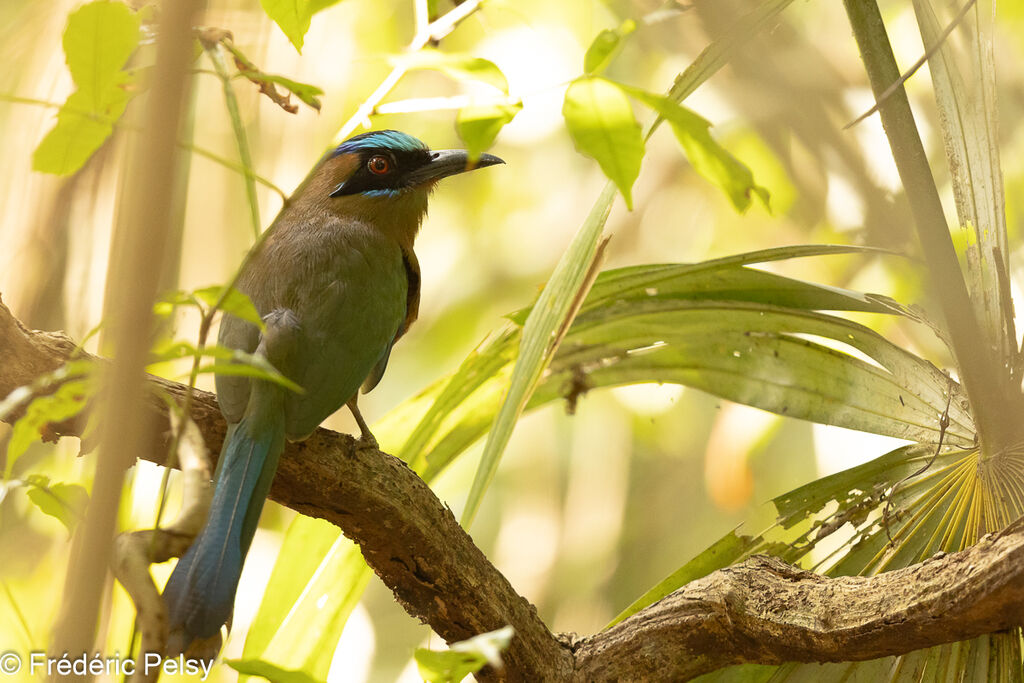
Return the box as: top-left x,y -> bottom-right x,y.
163,410 -> 285,654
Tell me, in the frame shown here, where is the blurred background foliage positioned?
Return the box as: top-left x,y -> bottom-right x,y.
2,0 -> 1024,680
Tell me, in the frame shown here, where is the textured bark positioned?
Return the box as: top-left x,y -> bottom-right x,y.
572,541 -> 1024,679
0,296 -> 572,681
4,297 -> 1024,681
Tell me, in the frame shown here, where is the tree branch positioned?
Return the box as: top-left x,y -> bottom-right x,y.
572,536 -> 1024,679
3,297 -> 1024,681
0,295 -> 572,681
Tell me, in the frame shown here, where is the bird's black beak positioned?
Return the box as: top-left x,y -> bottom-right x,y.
406,149 -> 504,186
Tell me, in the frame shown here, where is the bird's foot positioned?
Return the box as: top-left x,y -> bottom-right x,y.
354,431 -> 379,453
347,398 -> 379,452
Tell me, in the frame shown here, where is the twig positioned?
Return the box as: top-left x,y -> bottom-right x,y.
845,0 -> 978,129
333,0 -> 486,143
202,41 -> 262,241
113,413 -> 213,680
0,93 -> 287,200
374,93 -> 517,115
884,376 -> 954,544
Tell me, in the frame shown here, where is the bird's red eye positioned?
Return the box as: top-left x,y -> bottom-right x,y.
367,155 -> 391,175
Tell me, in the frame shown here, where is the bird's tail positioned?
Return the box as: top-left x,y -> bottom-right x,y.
163,409 -> 285,655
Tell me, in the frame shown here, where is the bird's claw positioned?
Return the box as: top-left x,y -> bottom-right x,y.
355,432 -> 379,453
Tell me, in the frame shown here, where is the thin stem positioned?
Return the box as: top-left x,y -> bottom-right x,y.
333,0 -> 486,143
0,93 -> 286,200
185,142 -> 286,200
417,0 -> 484,43
842,0 -> 1015,452
375,93 -> 525,115
335,66 -> 408,143
1,579 -> 35,648
844,0 -> 978,129
205,43 -> 262,241
413,0 -> 430,34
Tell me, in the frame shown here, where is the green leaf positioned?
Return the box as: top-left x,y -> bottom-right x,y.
623,85 -> 769,212
563,78 -> 644,209
380,247 -> 953,486
148,340 -> 303,393
154,285 -> 265,331
552,246 -> 900,323
33,80 -> 133,175
461,184 -> 615,527
661,0 -> 798,107
608,531 -> 759,626
414,650 -> 483,683
149,339 -> 203,363
62,0 -> 141,99
154,289 -> 200,317
415,626 -> 514,683
401,49 -> 510,94
749,441 -> 1021,682
222,40 -> 323,111
149,339 -> 246,364
23,475 -> 89,535
225,659 -> 321,683
6,377 -> 93,479
196,351 -> 305,394
259,0 -> 343,53
34,1 -> 140,175
193,285 -> 266,331
249,72 -> 324,111
242,516 -> 339,658
236,516 -> 370,682
0,360 -> 95,422
566,301 -> 972,446
616,443 -> 989,669
583,19 -> 637,75
912,0 -> 1011,368
456,103 -> 521,160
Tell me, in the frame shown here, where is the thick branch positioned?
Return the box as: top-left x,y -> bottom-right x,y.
0,296 -> 572,681
3,298 -> 1024,681
573,535 -> 1024,679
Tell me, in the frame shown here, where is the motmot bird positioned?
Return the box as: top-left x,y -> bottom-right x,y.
162,130 -> 503,655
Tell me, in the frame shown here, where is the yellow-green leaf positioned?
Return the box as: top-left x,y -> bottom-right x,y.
563,77 -> 643,209
624,85 -> 769,213
608,531 -> 758,626
237,518 -> 369,682
33,87 -> 132,175
6,378 -> 92,479
193,285 -> 266,331
456,103 -> 520,160
62,0 -> 140,99
461,184 -> 616,527
583,19 -> 637,75
196,351 -> 305,395
222,40 -> 323,111
225,659 -> 320,683
34,0 -> 140,175
24,475 -> 89,536
259,0 -> 344,53
415,626 -> 514,683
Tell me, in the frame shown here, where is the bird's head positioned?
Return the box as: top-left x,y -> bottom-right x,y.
296,130 -> 502,246
326,130 -> 503,199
